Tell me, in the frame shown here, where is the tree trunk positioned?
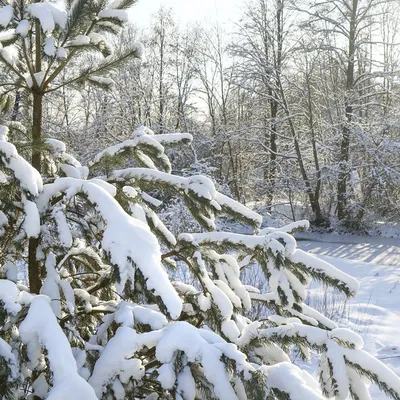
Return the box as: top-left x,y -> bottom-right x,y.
306,72 -> 325,226
11,91 -> 21,121
277,77 -> 323,222
264,0 -> 281,206
28,91 -> 43,294
28,19 -> 43,294
336,0 -> 357,221
265,92 -> 278,205
158,17 -> 165,133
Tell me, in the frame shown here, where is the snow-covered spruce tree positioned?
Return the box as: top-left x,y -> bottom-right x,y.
0,0 -> 143,294
0,3 -> 399,400
1,129 -> 400,400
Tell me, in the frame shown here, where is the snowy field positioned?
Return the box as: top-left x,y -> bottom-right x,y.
297,233 -> 400,399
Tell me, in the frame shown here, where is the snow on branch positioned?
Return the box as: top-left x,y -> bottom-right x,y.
89,127 -> 192,172
260,362 -> 324,399
28,3 -> 67,34
0,139 -> 43,197
150,132 -> 193,144
289,249 -> 359,296
0,6 -> 13,28
38,177 -> 182,319
155,321 -> 254,400
179,230 -> 359,297
45,138 -> 89,179
260,318 -> 400,400
19,295 -> 97,399
0,279 -> 22,315
109,168 -> 262,229
88,326 -> 155,397
90,128 -> 165,166
0,136 -> 42,238
0,337 -> 19,380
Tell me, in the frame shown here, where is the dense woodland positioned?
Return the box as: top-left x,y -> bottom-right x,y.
7,0 -> 399,231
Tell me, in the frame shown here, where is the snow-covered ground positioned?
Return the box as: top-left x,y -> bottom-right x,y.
297,233 -> 400,399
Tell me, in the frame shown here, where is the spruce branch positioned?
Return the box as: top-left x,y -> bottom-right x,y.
45,45 -> 142,93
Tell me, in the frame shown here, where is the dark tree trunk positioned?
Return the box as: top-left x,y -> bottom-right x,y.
11,91 -> 21,121
306,72 -> 325,226
278,77 -> 324,223
28,19 -> 43,294
336,0 -> 357,221
265,94 -> 278,205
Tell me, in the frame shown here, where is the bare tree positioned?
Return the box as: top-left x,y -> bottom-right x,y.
296,0 -> 394,222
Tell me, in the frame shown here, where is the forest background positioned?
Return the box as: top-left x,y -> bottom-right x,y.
9,0 -> 399,234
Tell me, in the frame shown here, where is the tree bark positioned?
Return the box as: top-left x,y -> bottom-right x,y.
11,91 -> 21,121
158,16 -> 165,133
305,70 -> 325,225
28,19 -> 43,294
277,77 -> 323,223
336,0 -> 357,221
28,91 -> 43,294
265,92 -> 278,205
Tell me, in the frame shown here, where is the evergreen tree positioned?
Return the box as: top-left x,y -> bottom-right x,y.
0,0 -> 399,399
